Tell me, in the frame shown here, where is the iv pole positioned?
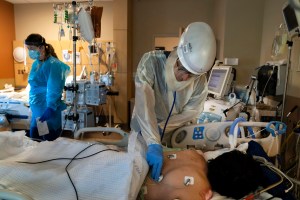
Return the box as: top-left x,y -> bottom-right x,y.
54,0 -> 100,135
70,0 -> 94,134
280,30 -> 299,122
72,1 -> 78,131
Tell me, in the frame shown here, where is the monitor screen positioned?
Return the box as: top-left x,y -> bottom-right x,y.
207,65 -> 232,98
257,63 -> 287,96
283,2 -> 300,33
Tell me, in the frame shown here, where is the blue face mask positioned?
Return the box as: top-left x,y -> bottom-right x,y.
28,50 -> 40,60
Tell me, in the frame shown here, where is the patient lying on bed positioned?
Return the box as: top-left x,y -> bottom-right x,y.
208,142 -> 296,200
207,150 -> 263,199
141,142 -> 293,200
142,149 -> 212,200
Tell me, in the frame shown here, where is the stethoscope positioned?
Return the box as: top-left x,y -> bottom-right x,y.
160,91 -> 176,141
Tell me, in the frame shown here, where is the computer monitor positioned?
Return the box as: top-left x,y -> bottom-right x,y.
207,65 -> 233,99
282,2 -> 300,33
257,62 -> 287,97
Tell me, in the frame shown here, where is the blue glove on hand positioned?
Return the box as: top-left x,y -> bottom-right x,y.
146,144 -> 163,182
39,107 -> 55,122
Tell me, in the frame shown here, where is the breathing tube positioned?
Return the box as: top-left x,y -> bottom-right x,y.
160,91 -> 176,141
229,117 -> 255,138
229,117 -> 255,149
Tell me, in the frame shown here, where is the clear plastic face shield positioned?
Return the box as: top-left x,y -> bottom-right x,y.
176,58 -> 194,75
174,58 -> 195,82
165,50 -> 197,91
25,45 -> 43,60
24,35 -> 45,61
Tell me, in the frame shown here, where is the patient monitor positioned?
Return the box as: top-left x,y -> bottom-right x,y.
283,1 -> 300,33
198,65 -> 236,123
207,65 -> 233,99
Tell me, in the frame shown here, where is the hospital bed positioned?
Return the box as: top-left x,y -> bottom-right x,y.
171,120 -> 285,158
0,128 -> 148,200
0,85 -> 31,130
0,121 -> 295,200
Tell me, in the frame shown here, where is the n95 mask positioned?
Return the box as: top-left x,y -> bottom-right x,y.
28,50 -> 40,60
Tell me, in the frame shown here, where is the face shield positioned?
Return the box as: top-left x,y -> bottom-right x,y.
177,22 -> 216,75
165,50 -> 197,91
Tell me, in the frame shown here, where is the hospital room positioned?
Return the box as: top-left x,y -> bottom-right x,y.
1,0 -> 300,199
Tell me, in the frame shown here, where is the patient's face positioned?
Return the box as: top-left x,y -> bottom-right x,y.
143,149 -> 212,200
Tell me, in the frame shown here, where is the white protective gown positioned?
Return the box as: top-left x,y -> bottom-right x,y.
131,50 -> 208,146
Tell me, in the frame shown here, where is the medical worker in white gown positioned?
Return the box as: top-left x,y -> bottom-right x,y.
131,22 -> 217,181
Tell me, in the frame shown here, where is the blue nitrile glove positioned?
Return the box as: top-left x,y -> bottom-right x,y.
146,144 -> 163,182
39,107 -> 55,122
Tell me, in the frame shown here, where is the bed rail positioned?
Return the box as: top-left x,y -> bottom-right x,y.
73,126 -> 129,147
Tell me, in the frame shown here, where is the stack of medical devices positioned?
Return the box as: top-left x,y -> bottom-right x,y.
53,0 -> 116,133
198,63 -> 241,123
199,57 -> 288,124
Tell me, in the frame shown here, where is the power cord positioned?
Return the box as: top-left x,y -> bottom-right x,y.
17,143 -> 119,200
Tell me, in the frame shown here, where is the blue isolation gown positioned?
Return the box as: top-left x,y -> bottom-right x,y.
28,56 -> 70,140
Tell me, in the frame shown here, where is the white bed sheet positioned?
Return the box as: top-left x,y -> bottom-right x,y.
0,130 -> 148,200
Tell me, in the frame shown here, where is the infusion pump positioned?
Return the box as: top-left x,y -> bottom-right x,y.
62,80 -> 107,132
65,80 -> 107,106
61,107 -> 95,131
